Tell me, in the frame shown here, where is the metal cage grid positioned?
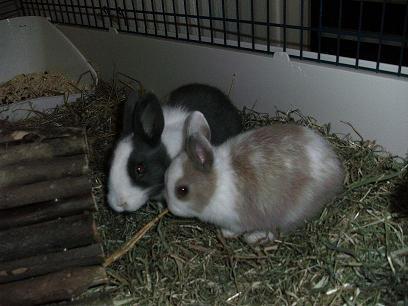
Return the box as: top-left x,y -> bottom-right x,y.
2,0 -> 408,78
0,0 -> 22,18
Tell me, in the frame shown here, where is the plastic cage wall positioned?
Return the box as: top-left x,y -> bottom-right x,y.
1,0 -> 408,78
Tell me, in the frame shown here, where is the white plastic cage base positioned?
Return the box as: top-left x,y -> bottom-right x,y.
0,16 -> 98,121
59,26 -> 408,157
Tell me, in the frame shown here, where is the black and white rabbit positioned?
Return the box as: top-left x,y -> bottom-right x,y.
164,111 -> 344,244
108,84 -> 243,212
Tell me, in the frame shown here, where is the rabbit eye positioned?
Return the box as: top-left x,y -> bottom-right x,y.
175,185 -> 189,199
136,163 -> 145,176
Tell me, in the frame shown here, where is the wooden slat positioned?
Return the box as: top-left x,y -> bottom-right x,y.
0,266 -> 108,306
0,176 -> 92,210
0,214 -> 99,262
0,194 -> 96,230
0,244 -> 105,283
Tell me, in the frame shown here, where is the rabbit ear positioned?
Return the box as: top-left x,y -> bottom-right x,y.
184,111 -> 211,142
132,92 -> 164,145
122,90 -> 140,136
186,133 -> 214,172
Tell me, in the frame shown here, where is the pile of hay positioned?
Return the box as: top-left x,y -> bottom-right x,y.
0,71 -> 92,104
19,81 -> 407,305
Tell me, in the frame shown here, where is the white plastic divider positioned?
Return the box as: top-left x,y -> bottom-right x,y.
0,16 -> 98,121
60,26 -> 408,157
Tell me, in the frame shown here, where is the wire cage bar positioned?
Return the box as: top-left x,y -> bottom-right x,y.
1,0 -> 408,78
0,0 -> 23,18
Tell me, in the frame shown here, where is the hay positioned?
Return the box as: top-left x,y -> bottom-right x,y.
0,71 -> 92,105
18,81 -> 407,305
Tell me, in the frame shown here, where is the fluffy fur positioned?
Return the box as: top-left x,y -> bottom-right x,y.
161,106 -> 189,158
108,84 -> 243,212
165,111 -> 345,244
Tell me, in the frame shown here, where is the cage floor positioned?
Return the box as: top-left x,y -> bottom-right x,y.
18,81 -> 407,305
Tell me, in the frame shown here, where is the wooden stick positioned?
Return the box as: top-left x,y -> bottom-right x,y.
0,175 -> 92,210
0,243 -> 105,283
0,155 -> 88,188
0,130 -> 33,144
0,194 -> 96,230
0,126 -> 85,147
0,136 -> 86,167
0,127 -> 84,144
0,214 -> 99,262
0,266 -> 108,306
103,209 -> 169,267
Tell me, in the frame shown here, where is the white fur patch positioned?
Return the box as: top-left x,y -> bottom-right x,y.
283,128 -> 340,225
305,129 -> 331,180
221,228 -> 240,238
200,145 -> 242,233
107,136 -> 149,212
244,231 -> 275,244
161,106 -> 189,158
305,128 -> 342,185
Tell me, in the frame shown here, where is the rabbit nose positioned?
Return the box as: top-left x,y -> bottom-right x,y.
118,201 -> 128,209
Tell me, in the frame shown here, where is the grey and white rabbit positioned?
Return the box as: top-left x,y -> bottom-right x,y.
108,84 -> 243,212
165,111 -> 344,244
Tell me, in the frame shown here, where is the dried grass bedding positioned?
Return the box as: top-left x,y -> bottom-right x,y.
0,72 -> 92,105
16,81 -> 407,305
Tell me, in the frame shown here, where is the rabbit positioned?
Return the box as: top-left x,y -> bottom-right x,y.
164,111 -> 345,244
108,83 -> 243,213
